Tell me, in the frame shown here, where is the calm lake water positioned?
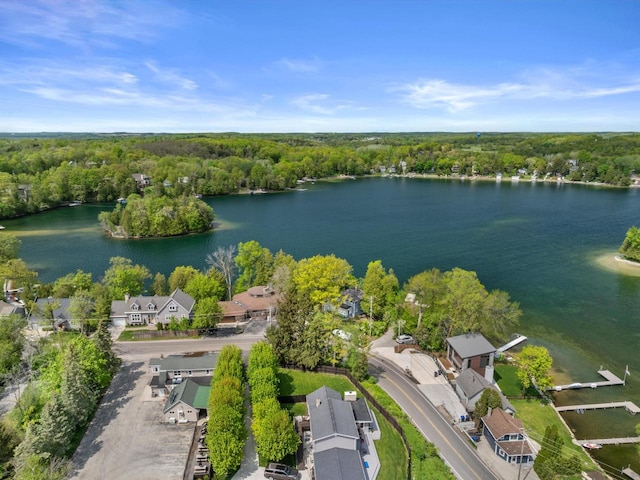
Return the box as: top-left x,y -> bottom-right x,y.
4,177 -> 640,472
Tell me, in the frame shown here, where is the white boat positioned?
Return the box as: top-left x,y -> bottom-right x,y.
68,201 -> 82,206
582,443 -> 603,450
0,225 -> 5,230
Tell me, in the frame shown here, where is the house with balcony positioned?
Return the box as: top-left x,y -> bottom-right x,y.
482,408 -> 535,465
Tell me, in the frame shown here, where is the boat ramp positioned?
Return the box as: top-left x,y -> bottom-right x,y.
548,369 -> 625,391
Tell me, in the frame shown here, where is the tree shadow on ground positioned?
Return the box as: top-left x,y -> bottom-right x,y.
68,360 -> 144,476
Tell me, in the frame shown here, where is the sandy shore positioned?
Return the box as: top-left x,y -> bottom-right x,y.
594,253 -> 640,277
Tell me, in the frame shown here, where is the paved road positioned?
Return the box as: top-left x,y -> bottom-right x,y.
369,355 -> 498,480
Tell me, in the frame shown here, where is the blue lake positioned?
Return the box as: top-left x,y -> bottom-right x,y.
5,176 -> 640,472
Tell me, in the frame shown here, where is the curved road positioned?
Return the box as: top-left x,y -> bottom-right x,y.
369,355 -> 498,480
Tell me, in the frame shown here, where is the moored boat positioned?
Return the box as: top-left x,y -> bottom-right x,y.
582,443 -> 603,450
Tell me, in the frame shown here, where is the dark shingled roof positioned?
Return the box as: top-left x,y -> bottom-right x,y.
306,386 -> 358,442
457,368 -> 491,399
163,379 -> 210,413
447,332 -> 496,358
149,352 -> 218,373
314,447 -> 367,480
350,397 -> 372,424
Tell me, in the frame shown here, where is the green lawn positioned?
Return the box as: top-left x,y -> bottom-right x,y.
282,402 -> 307,417
511,399 -> 595,468
375,411 -> 407,480
277,369 -> 355,396
494,364 -> 539,397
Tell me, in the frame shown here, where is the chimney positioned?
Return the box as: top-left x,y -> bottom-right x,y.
125,293 -> 130,302
344,391 -> 357,402
315,398 -> 321,408
487,407 -> 492,418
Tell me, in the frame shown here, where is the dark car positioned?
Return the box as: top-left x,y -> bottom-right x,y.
264,463 -> 298,480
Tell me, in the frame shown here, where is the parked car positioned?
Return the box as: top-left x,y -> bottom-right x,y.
264,463 -> 298,479
395,334 -> 414,344
332,328 -> 352,341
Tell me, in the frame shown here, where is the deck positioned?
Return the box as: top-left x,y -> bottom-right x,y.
573,436 -> 640,446
496,334 -> 527,353
555,401 -> 640,415
623,468 -> 640,480
548,370 -> 625,391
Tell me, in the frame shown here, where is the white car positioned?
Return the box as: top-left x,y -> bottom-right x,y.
395,334 -> 414,344
332,329 -> 352,341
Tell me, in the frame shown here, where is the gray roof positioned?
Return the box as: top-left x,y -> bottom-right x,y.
351,398 -> 372,424
314,447 -> 367,480
110,288 -> 194,317
306,386 -> 358,442
149,352 -> 218,372
457,368 -> 491,399
0,300 -> 25,317
447,332 -> 496,358
30,298 -> 71,322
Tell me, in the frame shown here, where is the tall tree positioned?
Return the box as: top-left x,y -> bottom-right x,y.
0,232 -> 21,262
150,272 -> 169,295
205,245 -> 236,300
103,256 -> 150,299
266,290 -> 313,366
192,298 -> 222,330
168,265 -> 199,292
67,291 -> 94,334
362,260 -> 399,319
184,271 -> 225,301
517,345 -> 553,394
440,268 -> 488,337
292,254 -> 354,307
234,240 -> 273,292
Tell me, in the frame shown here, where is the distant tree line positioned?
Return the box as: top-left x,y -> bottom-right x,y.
2,132 -> 640,219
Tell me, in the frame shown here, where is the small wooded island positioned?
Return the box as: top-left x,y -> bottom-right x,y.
619,226 -> 640,262
98,194 -> 214,238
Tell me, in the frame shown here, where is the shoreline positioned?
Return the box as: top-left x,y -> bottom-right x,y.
593,252 -> 640,277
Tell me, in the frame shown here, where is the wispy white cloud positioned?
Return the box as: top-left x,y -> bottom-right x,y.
274,57 -> 322,73
396,66 -> 640,112
0,0 -> 183,48
291,93 -> 352,115
145,62 -> 198,90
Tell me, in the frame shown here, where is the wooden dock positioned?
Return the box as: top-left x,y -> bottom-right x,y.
556,401 -> 640,415
548,369 -> 625,391
573,436 -> 640,446
623,468 -> 640,480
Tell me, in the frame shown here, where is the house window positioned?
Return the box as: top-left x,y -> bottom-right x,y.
131,304 -> 139,311
188,370 -> 192,376
169,303 -> 177,312
152,367 -> 159,372
147,303 -> 155,310
130,313 -> 141,323
174,371 -> 181,376
205,370 -> 211,375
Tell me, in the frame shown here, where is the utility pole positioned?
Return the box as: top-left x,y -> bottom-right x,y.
369,295 -> 373,337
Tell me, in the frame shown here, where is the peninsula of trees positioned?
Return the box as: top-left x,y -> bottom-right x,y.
1,132 -> 640,220
619,226 -> 640,262
98,193 -> 214,238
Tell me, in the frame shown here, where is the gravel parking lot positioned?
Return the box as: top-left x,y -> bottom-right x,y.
69,359 -> 195,480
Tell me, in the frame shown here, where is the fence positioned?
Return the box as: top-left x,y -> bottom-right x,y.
131,328 -> 200,339
282,364 -> 412,479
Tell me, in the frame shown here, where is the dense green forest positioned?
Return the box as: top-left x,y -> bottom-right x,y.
98,193 -> 214,238
1,132 -> 640,219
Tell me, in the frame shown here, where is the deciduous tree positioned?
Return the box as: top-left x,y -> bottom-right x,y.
517,345 -> 553,394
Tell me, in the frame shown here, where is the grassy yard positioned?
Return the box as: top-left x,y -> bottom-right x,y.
494,364 -> 539,397
277,368 -> 355,396
282,402 -> 307,417
511,399 -> 595,469
278,369 -> 409,480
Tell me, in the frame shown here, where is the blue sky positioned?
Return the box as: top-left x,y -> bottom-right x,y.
1,1 -> 639,132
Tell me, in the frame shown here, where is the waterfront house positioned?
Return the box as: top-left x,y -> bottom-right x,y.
29,298 -> 72,330
0,300 -> 25,318
109,288 -> 195,327
482,408 -> 535,465
338,288 -> 364,319
218,300 -> 249,323
455,368 -> 515,415
131,173 -> 151,188
446,332 -> 496,382
229,285 -> 277,320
